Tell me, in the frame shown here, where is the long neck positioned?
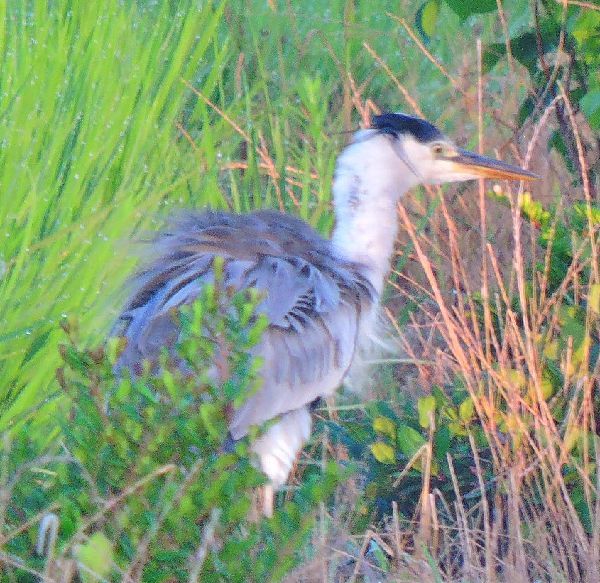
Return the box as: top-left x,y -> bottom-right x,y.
331,160 -> 407,296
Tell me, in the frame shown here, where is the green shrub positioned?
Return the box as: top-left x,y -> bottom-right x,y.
1,277 -> 342,581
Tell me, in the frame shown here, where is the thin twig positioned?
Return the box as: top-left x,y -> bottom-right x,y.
496,0 -> 515,75
558,0 -> 600,10
557,80 -> 598,280
389,15 -> 466,96
63,464 -> 176,559
188,508 -> 222,582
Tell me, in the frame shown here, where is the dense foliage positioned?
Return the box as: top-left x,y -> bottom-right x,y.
2,277 -> 341,580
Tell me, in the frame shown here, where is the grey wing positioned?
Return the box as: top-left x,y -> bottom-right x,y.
113,211 -> 374,439
112,253 -> 214,372
228,255 -> 364,439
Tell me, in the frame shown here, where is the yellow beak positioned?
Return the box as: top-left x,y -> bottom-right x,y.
450,149 -> 539,181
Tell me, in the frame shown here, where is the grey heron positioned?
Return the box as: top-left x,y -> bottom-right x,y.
114,112 -> 537,515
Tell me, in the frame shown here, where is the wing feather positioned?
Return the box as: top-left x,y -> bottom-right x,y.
114,210 -> 376,437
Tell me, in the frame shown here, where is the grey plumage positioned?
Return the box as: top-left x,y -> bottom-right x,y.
114,209 -> 375,442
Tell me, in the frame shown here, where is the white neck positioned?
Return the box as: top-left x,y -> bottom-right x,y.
331,131 -> 420,295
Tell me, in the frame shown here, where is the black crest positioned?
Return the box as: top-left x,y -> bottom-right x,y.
371,113 -> 443,143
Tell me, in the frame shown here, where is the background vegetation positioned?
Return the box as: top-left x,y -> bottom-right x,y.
0,0 -> 599,580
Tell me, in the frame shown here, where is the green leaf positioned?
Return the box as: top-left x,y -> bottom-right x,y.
417,395 -> 436,429
371,540 -> 391,572
370,442 -> 396,464
443,0 -> 496,20
549,130 -> 576,173
581,90 -> 600,130
431,385 -> 449,407
510,32 -> 539,75
459,397 -> 474,422
539,375 -> 554,401
564,426 -> 582,455
573,202 -> 600,226
76,532 -> 113,580
199,403 -> 222,439
482,42 -> 507,73
520,192 -> 551,228
373,416 -> 397,439
448,421 -> 468,436
589,284 -> 600,316
415,0 -> 440,44
248,314 -> 269,346
570,11 -> 600,70
510,19 -> 560,76
560,306 -> 586,349
396,424 -> 426,458
434,425 -> 451,461
517,95 -> 535,125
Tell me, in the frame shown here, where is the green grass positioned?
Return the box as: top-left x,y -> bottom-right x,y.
0,0 -> 229,427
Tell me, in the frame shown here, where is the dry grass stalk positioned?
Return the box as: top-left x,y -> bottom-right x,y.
386,144 -> 599,582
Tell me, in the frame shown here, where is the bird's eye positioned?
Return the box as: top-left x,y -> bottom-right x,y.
432,143 -> 444,155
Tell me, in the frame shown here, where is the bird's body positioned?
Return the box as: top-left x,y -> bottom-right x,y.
114,113 -> 536,514
115,209 -> 376,492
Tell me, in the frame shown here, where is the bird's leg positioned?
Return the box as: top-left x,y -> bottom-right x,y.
248,484 -> 274,521
249,407 -> 312,518
262,483 -> 274,518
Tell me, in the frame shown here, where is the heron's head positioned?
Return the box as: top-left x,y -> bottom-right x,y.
335,113 -> 537,200
371,112 -> 538,184
332,113 -> 538,288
